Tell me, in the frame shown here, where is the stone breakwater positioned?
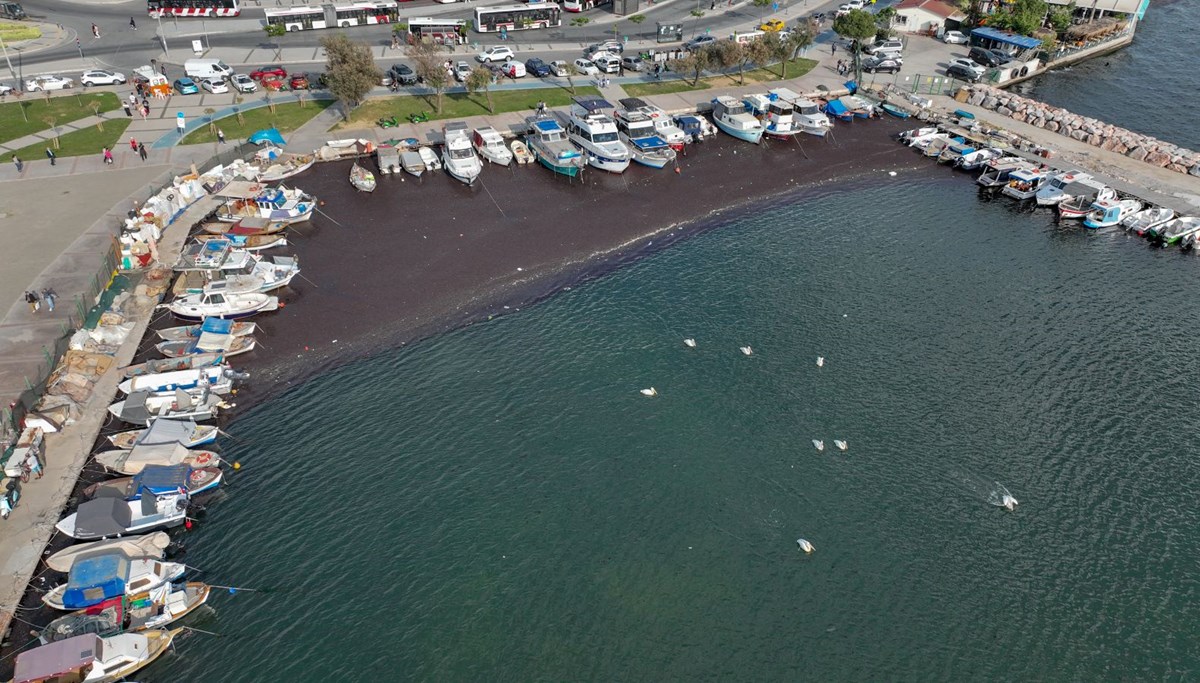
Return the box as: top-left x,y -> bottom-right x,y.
962,85 -> 1200,177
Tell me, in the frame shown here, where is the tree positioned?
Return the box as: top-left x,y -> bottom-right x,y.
689,9 -> 704,38
407,40 -> 450,113
90,101 -> 104,132
786,21 -> 816,60
1048,2 -> 1075,32
264,23 -> 286,62
709,40 -> 744,83
560,61 -> 579,95
203,107 -> 217,134
321,34 -> 379,118
668,48 -> 709,87
627,14 -> 646,25
42,115 -> 59,150
989,0 -> 1048,35
740,38 -> 771,82
832,9 -> 876,82
875,7 -> 897,32
465,66 -> 494,113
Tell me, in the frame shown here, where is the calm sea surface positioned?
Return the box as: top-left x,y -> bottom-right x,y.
1019,0 -> 1199,149
147,169 -> 1200,680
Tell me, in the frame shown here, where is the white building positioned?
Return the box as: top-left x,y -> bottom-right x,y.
893,0 -> 967,35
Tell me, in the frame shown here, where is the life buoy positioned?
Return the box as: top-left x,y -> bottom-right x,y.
1019,67 -> 1029,77
247,183 -> 263,193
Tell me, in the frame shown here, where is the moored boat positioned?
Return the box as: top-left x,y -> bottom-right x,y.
376,145 -> 401,175
13,629 -> 182,683
442,121 -> 483,185
164,290 -> 278,321
214,184 -> 315,224
107,389 -> 228,425
710,96 -> 765,144
349,162 -> 377,192
673,114 -> 716,143
743,92 -> 802,139
1000,166 -> 1051,201
201,217 -> 288,236
84,464 -> 223,501
525,116 -> 585,178
120,351 -> 224,379
1153,216 -> 1200,244
40,583 -> 210,644
400,149 -> 425,177
613,106 -> 677,169
117,364 -> 236,396
55,491 -> 190,540
156,334 -> 256,359
43,553 -> 187,610
157,320 -> 255,342
107,419 -> 219,450
955,147 -> 1003,171
976,157 -> 1031,188
251,146 -> 316,182
472,126 -> 514,165
620,98 -> 689,149
1120,206 -> 1174,234
565,97 -> 632,173
880,102 -> 910,118
1034,169 -> 1094,206
95,443 -> 221,475
194,233 -> 287,251
1059,186 -> 1116,219
510,139 -> 534,164
1083,198 -> 1143,229
44,532 -> 170,573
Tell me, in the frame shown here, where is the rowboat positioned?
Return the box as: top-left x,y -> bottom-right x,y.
511,140 -> 534,164
880,103 -> 909,118
45,532 -> 171,573
13,629 -> 183,683
95,444 -> 221,476
350,162 -> 377,192
121,351 -> 224,379
84,464 -> 223,500
40,583 -> 210,644
157,334 -> 256,359
108,420 -> 219,449
194,233 -> 288,251
157,320 -> 256,342
107,389 -> 229,425
201,217 -> 288,236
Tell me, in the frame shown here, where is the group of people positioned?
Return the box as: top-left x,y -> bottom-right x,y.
23,288 -> 56,313
124,92 -> 153,120
836,59 -> 850,76
129,137 -> 149,161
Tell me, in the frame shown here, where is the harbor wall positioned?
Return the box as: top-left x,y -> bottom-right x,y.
958,84 -> 1200,178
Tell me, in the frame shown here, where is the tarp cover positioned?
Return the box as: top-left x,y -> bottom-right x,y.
73,498 -> 133,539
215,180 -> 268,199
249,127 -> 286,146
132,464 -> 191,495
137,418 -> 198,446
13,634 -> 101,683
200,317 -> 234,335
63,553 -> 128,609
119,391 -> 152,424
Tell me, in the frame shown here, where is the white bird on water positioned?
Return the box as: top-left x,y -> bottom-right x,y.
740,346 -> 753,356
640,387 -> 658,397
796,538 -> 815,553
816,356 -> 825,367
834,440 -> 847,451
812,439 -> 825,452
684,338 -> 697,348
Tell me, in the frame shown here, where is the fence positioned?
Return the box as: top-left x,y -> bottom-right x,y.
861,72 -> 971,97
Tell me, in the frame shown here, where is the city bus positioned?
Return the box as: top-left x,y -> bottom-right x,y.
473,3 -> 560,33
562,0 -> 610,12
147,0 -> 240,17
265,1 -> 399,30
406,17 -> 467,45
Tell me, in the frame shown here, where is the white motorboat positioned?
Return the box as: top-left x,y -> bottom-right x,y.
173,245 -> 299,296
770,88 -> 831,137
976,157 -> 1032,188
1001,166 -> 1052,201
107,419 -> 219,450
955,147 -> 1003,171
910,132 -> 949,151
419,146 -> 442,171
44,532 -> 170,573
1034,169 -> 1093,206
442,121 -> 483,185
743,92 -> 801,139
1121,206 -> 1174,234
164,290 -> 278,321
472,126 -> 514,166
511,139 -> 534,164
95,443 -> 221,475
898,126 -> 940,144
1059,186 -> 1117,220
13,630 -> 181,683
55,490 -> 190,540
214,184 -> 315,224
613,107 -> 677,169
108,389 -> 229,425
620,98 -> 689,149
565,97 -> 632,173
43,553 -> 187,610
1154,216 -> 1200,245
1083,198 -> 1143,229
709,95 -> 764,144
117,364 -> 236,396
250,146 -> 316,182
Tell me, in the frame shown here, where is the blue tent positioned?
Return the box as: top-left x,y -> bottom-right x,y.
249,127 -> 286,146
63,554 -> 127,609
825,99 -> 851,121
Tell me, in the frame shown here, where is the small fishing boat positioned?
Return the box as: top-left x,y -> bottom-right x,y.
45,532 -> 170,573
157,320 -> 255,342
418,146 -> 442,172
976,157 -> 1031,188
620,98 -> 689,149
157,334 -> 256,359
13,629 -> 182,683
107,389 -> 228,425
1120,206 -> 1174,234
880,102 -> 910,118
743,92 -> 802,139
172,253 -> 299,297
898,126 -> 939,144
251,146 -> 316,183
1059,186 -> 1116,220
54,491 -> 190,541
923,135 -> 960,159
565,97 -> 632,173
164,290 -> 278,321
442,121 -> 483,185
613,106 -> 677,169
955,147 -> 1003,171
1034,170 -> 1093,206
40,583 -> 210,644
349,162 -> 377,192
1178,220 -> 1200,250
510,139 -> 534,164
117,364 -> 236,396
120,352 -> 224,379
1001,166 -> 1051,201
673,114 -> 717,143
84,464 -> 223,501
909,132 -> 948,151
95,443 -> 221,476
937,138 -> 978,165
1153,216 -> 1200,245
194,233 -> 287,251
473,126 -> 514,165
43,552 -> 187,610
1083,198 -> 1143,229
525,116 -> 586,178
214,184 -> 315,224
839,95 -> 875,118
400,150 -> 426,177
201,217 -> 288,236
376,145 -> 401,175
107,419 -> 219,450
710,96 -> 765,144
823,98 -> 854,123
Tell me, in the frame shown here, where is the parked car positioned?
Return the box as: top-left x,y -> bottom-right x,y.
968,46 -> 1005,67
249,65 -> 287,81
863,56 -> 902,74
684,35 -> 719,51
846,0 -> 865,7
525,57 -> 552,77
948,57 -> 985,76
201,77 -> 228,93
25,75 -> 72,91
942,30 -> 968,44
500,60 -> 526,78
621,56 -> 646,72
587,40 -> 623,54
476,46 -> 515,63
230,73 -> 257,92
549,60 -> 571,77
173,77 -> 199,94
572,58 -> 600,76
593,54 -> 620,74
389,63 -> 418,85
946,63 -> 982,82
259,74 -> 288,91
864,38 -> 903,55
0,83 -> 13,96
80,70 -> 126,86
758,19 -> 786,32
289,73 -> 310,90
453,61 -> 473,82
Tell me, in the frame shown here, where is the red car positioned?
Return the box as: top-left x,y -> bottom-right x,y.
249,65 -> 287,81
259,74 -> 288,91
288,73 -> 309,90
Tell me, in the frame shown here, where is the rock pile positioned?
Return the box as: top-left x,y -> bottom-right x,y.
962,85 -> 1200,177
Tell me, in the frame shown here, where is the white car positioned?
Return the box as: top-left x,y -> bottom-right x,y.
476,46 -> 515,63
500,59 -> 526,78
949,57 -> 986,76
453,61 -> 473,82
572,58 -> 600,76
25,75 -> 73,91
592,54 -> 620,74
942,30 -> 969,44
80,70 -> 125,86
0,83 -> 13,96
201,77 -> 229,94
549,60 -> 570,77
846,0 -> 865,8
230,73 -> 257,92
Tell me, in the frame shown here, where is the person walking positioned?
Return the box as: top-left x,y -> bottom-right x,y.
41,288 -> 56,312
129,92 -> 138,107
91,23 -> 99,38
123,101 -> 132,117
45,148 -> 56,166
217,128 -> 226,144
139,104 -> 148,121
129,138 -> 138,152
24,290 -> 39,313
12,156 -> 21,172
138,142 -> 148,161
102,147 -> 114,165
831,42 -> 836,55
129,17 -> 137,30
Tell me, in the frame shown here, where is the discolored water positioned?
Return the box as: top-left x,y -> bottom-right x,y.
146,172 -> 1200,681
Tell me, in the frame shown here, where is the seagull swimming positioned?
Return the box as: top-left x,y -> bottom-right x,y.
834,440 -> 847,451
1002,494 -> 1018,511
816,356 -> 825,367
683,338 -> 697,348
812,439 -> 825,452
740,346 -> 753,356
640,387 -> 658,397
796,538 -> 815,553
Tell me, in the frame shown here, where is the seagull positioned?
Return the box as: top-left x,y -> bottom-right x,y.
740,346 -> 753,356
796,538 -> 815,553
812,439 -> 825,452
816,356 -> 825,367
683,338 -> 697,348
834,440 -> 847,451
640,387 -> 658,397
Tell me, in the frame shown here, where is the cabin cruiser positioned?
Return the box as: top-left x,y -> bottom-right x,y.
472,126 -> 514,166
955,147 -> 1003,171
174,241 -> 299,295
214,184 -> 315,224
772,90 -> 833,137
564,97 -> 632,173
164,290 -> 278,321
709,96 -> 764,144
442,121 -> 483,185
1034,170 -> 1094,206
525,116 -> 586,177
613,107 -> 677,169
743,93 -> 801,139
1083,198 -> 1143,229
1001,165 -> 1052,201
620,98 -> 689,149
976,157 -> 1031,188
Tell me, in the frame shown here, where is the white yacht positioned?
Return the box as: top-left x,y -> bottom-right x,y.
744,93 -> 802,139
769,87 -> 831,137
564,97 -> 632,173
472,126 -> 514,166
442,121 -> 483,185
613,107 -> 677,169
1034,169 -> 1094,206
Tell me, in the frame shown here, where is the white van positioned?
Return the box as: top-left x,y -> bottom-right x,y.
730,30 -> 765,45
184,58 -> 234,81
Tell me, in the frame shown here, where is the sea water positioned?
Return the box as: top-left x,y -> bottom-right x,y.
149,173 -> 1200,681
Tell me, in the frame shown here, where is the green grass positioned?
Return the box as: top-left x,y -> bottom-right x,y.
741,57 -> 820,83
180,98 -> 335,145
1,119 -> 131,163
623,79 -> 712,97
0,22 -> 41,42
0,92 -> 120,146
340,86 -> 602,130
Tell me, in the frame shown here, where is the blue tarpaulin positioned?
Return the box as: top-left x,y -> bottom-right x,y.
971,27 -> 1042,50
200,317 -> 233,335
63,554 -> 126,609
249,128 -> 286,146
825,100 -> 850,117
132,464 -> 191,496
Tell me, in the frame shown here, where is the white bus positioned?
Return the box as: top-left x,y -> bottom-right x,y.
562,0 -> 610,12
473,2 -> 561,33
265,1 -> 399,31
148,0 -> 240,17
406,17 -> 467,44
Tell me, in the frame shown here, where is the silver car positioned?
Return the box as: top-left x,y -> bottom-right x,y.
80,70 -> 126,86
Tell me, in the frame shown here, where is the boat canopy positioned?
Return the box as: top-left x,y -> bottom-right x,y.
63,553 -> 130,609
215,180 -> 267,199
574,97 -> 614,113
118,392 -> 154,424
618,96 -> 649,110
13,634 -> 104,683
971,27 -> 1042,50
530,118 -> 564,134
73,498 -> 134,539
136,418 -> 201,447
132,464 -> 193,496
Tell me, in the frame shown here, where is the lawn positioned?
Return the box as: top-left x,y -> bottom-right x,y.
621,58 -> 818,98
1,119 -> 131,163
623,79 -> 711,97
0,22 -> 41,42
742,57 -> 820,83
180,98 -> 335,145
0,92 -> 121,145
340,86 -> 602,130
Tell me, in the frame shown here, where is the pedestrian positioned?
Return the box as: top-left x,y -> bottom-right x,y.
138,142 -> 148,161
123,102 -> 132,117
41,288 -> 56,312
102,147 -> 114,164
91,23 -> 99,38
45,148 -> 56,166
129,137 -> 138,152
139,104 -> 148,120
24,290 -> 39,313
831,42 -> 836,55
710,0 -> 714,8
135,81 -> 144,97
177,118 -> 186,136
160,64 -> 166,77
129,17 -> 137,30
12,156 -> 21,172
129,92 -> 137,107
141,97 -> 149,110
217,128 -> 225,144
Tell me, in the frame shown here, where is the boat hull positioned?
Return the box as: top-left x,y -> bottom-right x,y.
584,154 -> 631,173
712,119 -> 764,144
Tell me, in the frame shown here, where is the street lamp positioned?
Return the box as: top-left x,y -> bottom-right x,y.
156,12 -> 169,59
